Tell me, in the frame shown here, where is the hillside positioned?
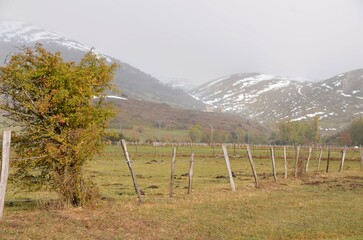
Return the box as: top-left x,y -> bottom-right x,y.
108,97 -> 269,142
191,70 -> 363,134
0,20 -> 204,109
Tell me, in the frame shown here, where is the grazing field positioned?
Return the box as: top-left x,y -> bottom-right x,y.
1,144 -> 363,239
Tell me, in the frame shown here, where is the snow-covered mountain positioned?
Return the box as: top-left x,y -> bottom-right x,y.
191,70 -> 363,133
1,21 -> 97,52
0,20 -> 204,109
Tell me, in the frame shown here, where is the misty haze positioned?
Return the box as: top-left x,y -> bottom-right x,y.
0,1 -> 362,239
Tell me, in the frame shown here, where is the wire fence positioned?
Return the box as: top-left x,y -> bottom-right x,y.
101,142 -> 363,162
2,138 -> 363,210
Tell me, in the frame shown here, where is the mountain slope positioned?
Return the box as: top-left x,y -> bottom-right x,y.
108,98 -> 269,142
0,20 -> 204,109
191,70 -> 363,133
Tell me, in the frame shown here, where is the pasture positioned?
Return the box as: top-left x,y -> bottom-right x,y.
1,144 -> 363,239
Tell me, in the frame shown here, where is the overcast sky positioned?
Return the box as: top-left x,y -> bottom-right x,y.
1,0 -> 363,84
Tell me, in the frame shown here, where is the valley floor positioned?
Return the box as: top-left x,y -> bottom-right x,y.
1,146 -> 362,239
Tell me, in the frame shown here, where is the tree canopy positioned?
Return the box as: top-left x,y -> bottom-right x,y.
188,124 -> 202,142
337,117 -> 363,145
0,44 -> 118,206
277,117 -> 320,145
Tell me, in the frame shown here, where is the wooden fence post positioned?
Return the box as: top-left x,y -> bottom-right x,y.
121,139 -> 143,204
187,153 -> 195,194
294,146 -> 300,177
0,130 -> 11,219
134,143 -> 138,159
169,148 -> 177,197
222,144 -> 236,191
246,145 -> 259,187
317,146 -> 323,171
360,145 -> 363,171
212,144 -> 215,158
305,146 -> 312,173
339,147 -> 347,172
283,146 -> 287,179
270,146 -> 277,182
326,147 -> 331,173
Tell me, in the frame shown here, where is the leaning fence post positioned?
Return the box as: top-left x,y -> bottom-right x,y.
134,143 -> 138,159
246,145 -> 258,187
0,130 -> 11,219
212,144 -> 215,157
294,146 -> 300,177
305,146 -> 312,173
120,139 -> 143,204
270,146 -> 277,182
283,146 -> 288,179
339,147 -> 347,172
169,148 -> 177,197
222,144 -> 236,191
326,147 -> 331,173
187,153 -> 195,194
317,146 -> 323,171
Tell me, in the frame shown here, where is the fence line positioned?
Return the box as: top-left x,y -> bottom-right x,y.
3,139 -> 362,210
111,141 -> 359,150
105,142 -> 362,162
118,141 -> 362,201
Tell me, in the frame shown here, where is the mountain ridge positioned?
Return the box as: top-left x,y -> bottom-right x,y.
0,20 -> 205,109
191,70 -> 363,134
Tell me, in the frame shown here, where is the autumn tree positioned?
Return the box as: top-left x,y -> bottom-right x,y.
188,124 -> 202,142
350,117 -> 363,145
0,45 -> 117,206
339,130 -> 352,145
313,116 -> 320,144
277,118 -> 319,145
228,131 -> 239,143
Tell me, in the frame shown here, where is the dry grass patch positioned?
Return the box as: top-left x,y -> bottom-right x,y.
1,145 -> 362,239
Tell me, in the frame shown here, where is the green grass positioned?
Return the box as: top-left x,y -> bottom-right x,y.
1,145 -> 362,239
115,126 -> 190,142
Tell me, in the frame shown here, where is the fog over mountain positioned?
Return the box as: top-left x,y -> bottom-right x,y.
1,0 -> 363,84
0,20 -> 205,109
1,19 -> 362,135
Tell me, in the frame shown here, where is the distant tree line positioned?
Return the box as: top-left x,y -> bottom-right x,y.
275,116 -> 320,145
335,117 -> 363,146
188,124 -> 263,144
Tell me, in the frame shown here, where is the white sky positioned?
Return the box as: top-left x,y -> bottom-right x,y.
1,0 -> 363,84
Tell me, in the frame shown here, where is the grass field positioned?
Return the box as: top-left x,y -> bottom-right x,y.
1,144 -> 363,239
116,127 -> 190,142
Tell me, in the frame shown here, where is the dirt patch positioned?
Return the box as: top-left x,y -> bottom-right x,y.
302,173 -> 363,191
135,174 -> 152,179
101,183 -> 123,186
254,182 -> 279,191
345,176 -> 363,180
215,175 -> 227,179
349,183 -> 363,189
146,159 -> 159,164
